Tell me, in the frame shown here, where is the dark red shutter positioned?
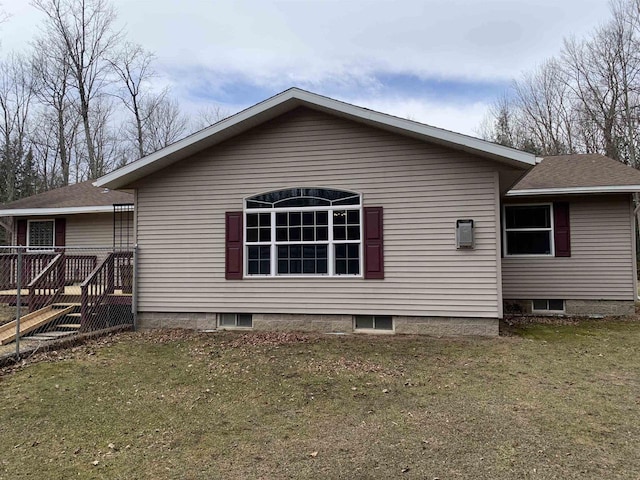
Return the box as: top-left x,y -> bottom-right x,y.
225,211 -> 243,279
55,218 -> 66,247
364,206 -> 384,279
16,219 -> 27,246
553,202 -> 571,257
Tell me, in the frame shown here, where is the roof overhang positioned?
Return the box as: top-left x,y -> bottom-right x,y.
96,88 -> 537,190
506,185 -> 640,196
0,205 -> 116,217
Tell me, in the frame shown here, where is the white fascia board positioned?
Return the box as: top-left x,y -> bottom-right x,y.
96,88 -> 537,190
0,205 -> 117,217
506,185 -> 640,196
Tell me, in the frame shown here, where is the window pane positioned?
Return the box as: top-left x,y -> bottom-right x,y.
347,210 -> 359,224
276,228 -> 288,241
259,228 -> 271,242
548,299 -> 564,311
333,211 -> 346,225
506,231 -> 551,255
246,214 -> 258,227
237,314 -> 253,327
289,212 -> 301,226
317,227 -> 328,241
303,227 -> 314,241
505,206 -> 551,229
29,221 -> 54,247
334,226 -> 346,241
316,211 -> 328,225
532,299 -> 547,310
220,314 -> 236,326
290,227 -> 301,241
355,316 -> 374,329
276,212 -> 287,226
247,228 -> 258,243
302,212 -> 314,225
374,316 -> 393,330
346,226 -> 360,240
348,260 -> 359,275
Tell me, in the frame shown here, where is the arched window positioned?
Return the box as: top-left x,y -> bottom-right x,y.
244,188 -> 362,276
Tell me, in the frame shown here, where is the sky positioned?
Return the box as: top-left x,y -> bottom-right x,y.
0,0 -> 613,137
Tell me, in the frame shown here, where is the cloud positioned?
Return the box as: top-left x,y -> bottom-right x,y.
0,0 -> 612,137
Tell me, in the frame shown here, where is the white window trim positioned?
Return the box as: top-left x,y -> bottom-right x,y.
531,299 -> 565,314
503,203 -> 555,257
243,200 -> 364,279
26,219 -> 55,252
353,315 -> 395,334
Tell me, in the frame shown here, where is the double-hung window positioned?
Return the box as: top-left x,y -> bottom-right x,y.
245,188 -> 362,277
504,204 -> 553,256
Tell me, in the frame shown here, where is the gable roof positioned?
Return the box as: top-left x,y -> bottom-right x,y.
507,154 -> 640,196
96,88 -> 537,189
0,180 -> 133,216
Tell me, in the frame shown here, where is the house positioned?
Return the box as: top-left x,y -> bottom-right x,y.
0,181 -> 135,341
0,180 -> 134,250
90,88 -> 640,336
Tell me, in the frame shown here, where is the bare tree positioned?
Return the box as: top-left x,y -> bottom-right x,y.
109,42 -> 156,158
192,104 -> 230,132
142,95 -> 188,153
0,54 -> 34,202
32,0 -> 122,178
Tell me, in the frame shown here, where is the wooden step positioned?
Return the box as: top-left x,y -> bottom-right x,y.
56,323 -> 81,329
51,303 -> 81,307
66,313 -> 82,317
0,305 -> 75,345
28,331 -> 75,341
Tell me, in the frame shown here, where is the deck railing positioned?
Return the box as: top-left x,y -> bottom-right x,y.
26,253 -> 66,312
80,251 -> 133,330
0,252 -> 98,290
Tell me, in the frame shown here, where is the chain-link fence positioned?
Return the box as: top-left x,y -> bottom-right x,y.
0,246 -> 136,361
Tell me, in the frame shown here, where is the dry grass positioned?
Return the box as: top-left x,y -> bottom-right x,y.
0,322 -> 639,479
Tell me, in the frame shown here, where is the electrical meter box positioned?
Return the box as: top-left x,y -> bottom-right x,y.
456,219 -> 474,249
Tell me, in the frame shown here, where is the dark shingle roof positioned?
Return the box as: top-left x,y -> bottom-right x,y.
510,154 -> 640,192
0,180 -> 133,210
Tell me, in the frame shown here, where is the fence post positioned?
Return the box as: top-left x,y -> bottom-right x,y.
15,248 -> 22,359
132,245 -> 138,330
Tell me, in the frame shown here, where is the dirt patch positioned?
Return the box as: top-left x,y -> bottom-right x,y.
0,304 -> 26,326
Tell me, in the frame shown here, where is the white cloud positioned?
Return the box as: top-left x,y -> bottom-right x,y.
0,0 -> 613,135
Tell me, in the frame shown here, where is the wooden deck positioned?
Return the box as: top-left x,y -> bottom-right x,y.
0,286 -> 131,305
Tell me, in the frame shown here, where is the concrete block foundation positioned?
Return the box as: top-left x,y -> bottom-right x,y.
503,299 -> 635,317
137,312 -> 499,337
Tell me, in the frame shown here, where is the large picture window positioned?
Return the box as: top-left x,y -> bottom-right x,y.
504,204 -> 553,256
245,188 -> 362,277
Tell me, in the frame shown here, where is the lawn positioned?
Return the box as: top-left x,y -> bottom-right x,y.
0,321 -> 639,479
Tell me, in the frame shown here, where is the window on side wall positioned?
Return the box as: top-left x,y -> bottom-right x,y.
504,204 -> 553,256
245,188 -> 362,277
27,220 -> 55,251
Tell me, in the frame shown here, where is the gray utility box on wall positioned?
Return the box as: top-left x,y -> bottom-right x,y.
456,219 -> 474,249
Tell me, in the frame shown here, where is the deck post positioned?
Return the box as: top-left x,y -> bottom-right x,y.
15,248 -> 22,358
80,284 -> 88,332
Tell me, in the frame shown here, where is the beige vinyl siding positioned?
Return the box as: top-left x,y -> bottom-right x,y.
134,108 -> 508,318
502,195 -> 635,300
66,213 -> 118,248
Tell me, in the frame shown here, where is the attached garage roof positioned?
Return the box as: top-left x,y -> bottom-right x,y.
507,154 -> 640,196
0,180 -> 133,216
96,88 -> 537,190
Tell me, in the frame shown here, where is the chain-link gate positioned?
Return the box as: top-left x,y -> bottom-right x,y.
0,246 -> 136,361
